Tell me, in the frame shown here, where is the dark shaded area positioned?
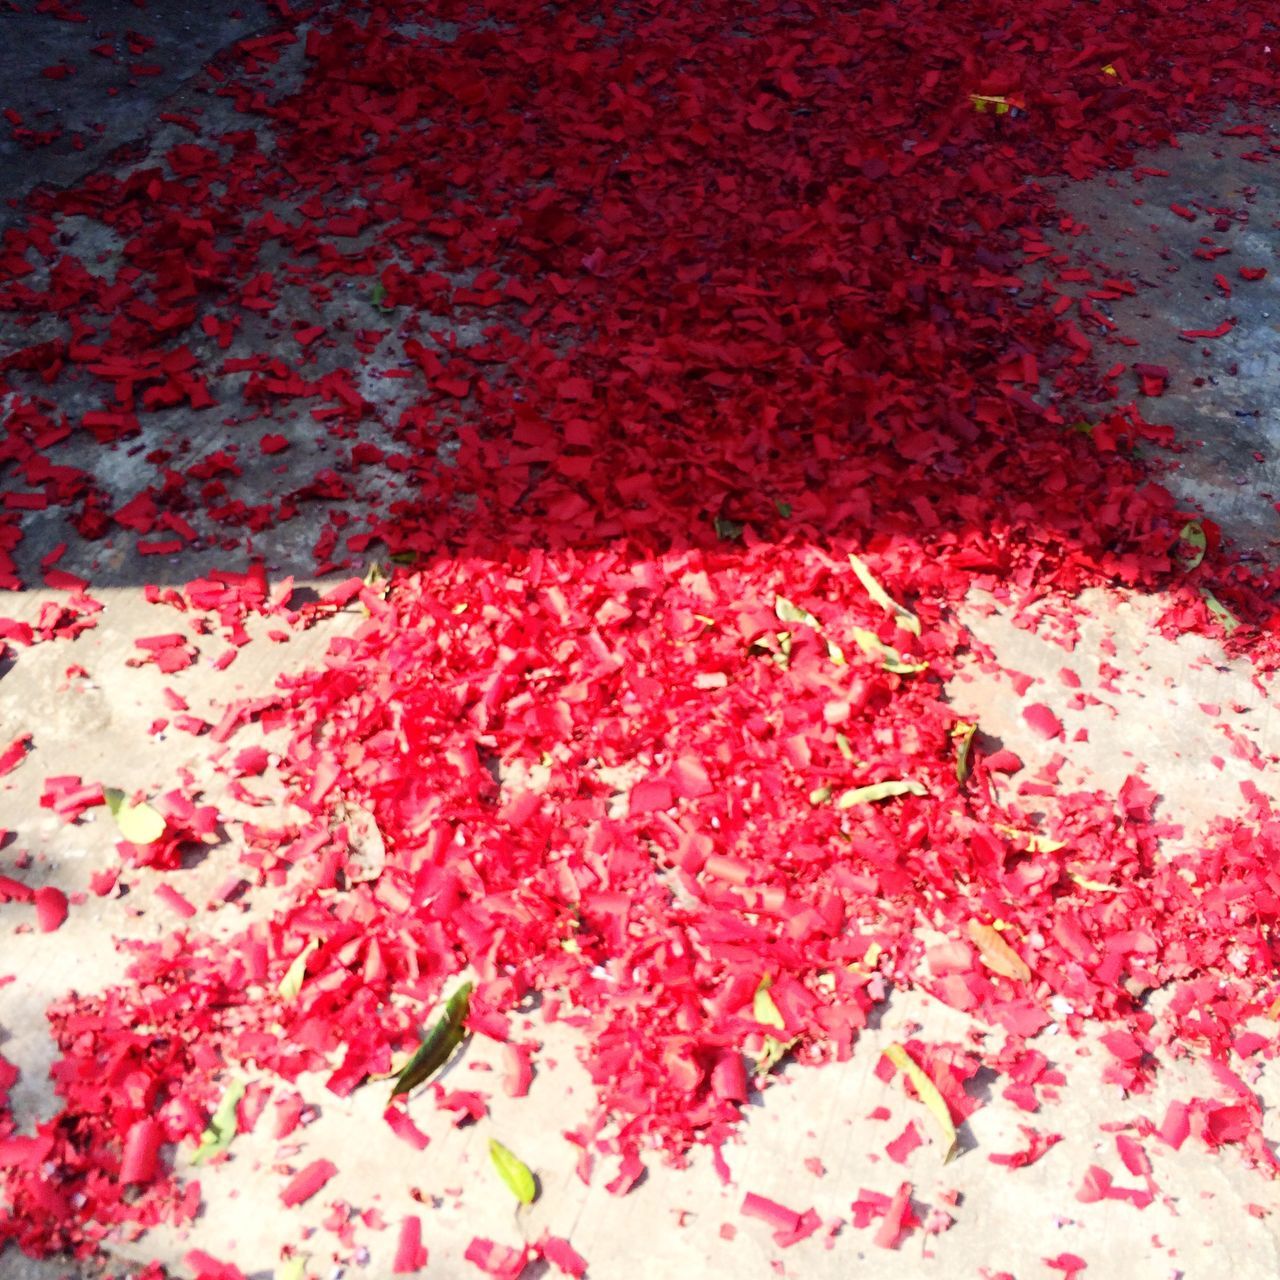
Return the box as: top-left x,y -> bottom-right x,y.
0,0 -> 275,233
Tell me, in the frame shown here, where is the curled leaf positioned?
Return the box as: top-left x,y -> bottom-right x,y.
967,921 -> 1033,982
883,1044 -> 956,1162
104,789 -> 167,845
191,1079 -> 245,1166
774,595 -> 821,630
953,722 -> 978,784
489,1138 -> 537,1205
390,980 -> 474,1099
848,554 -> 920,635
836,779 -> 927,808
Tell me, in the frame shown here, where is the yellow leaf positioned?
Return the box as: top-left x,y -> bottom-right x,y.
277,940 -> 319,1000
836,779 -> 927,808
848,555 -> 920,635
883,1043 -> 956,1161
104,789 -> 167,845
753,976 -> 786,1030
967,921 -> 1032,982
489,1139 -> 537,1205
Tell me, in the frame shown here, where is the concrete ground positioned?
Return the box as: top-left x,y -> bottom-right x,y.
3,7 -> 1280,1280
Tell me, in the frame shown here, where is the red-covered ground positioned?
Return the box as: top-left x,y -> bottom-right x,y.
4,0 -> 1280,1275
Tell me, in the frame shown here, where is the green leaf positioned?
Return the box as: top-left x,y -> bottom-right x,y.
1202,589 -> 1240,633
836,779 -> 927,808
1178,521 -> 1207,571
277,940 -> 319,1000
389,980 -> 474,1099
104,789 -> 167,845
883,1043 -> 956,1162
370,281 -> 391,310
953,722 -> 978,784
753,976 -> 785,1030
848,554 -> 920,636
774,500 -> 792,518
714,516 -> 744,542
488,1138 -> 537,1205
191,1079 -> 245,1166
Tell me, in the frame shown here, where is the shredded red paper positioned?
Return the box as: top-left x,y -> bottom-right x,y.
5,0 -> 1280,1276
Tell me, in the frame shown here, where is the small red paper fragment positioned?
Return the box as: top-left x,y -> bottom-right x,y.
539,1235 -> 588,1277
464,1238 -> 529,1278
0,734 -> 31,776
393,1215 -> 427,1273
1045,1254 -> 1087,1277
1022,704 -> 1063,740
119,1118 -> 163,1185
280,1158 -> 337,1206
33,886 -> 68,932
886,1121 -> 922,1164
154,882 -> 197,918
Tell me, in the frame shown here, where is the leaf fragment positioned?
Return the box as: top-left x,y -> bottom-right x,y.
754,1033 -> 797,1075
1177,520 -> 1207,571
1201,589 -> 1240,633
953,721 -> 978,784
836,779 -> 927,808
489,1138 -> 537,1205
849,627 -> 927,673
277,940 -> 319,1000
389,980 -> 474,1099
104,789 -> 167,845
753,976 -> 786,1030
848,554 -> 920,635
967,920 -> 1033,982
191,1079 -> 245,1166
774,595 -> 821,629
883,1044 -> 956,1161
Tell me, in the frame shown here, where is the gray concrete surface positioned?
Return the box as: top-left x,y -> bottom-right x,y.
3,9 -> 1280,1280
0,2 -> 273,233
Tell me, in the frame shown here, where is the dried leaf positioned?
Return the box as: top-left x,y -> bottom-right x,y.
883,1044 -> 956,1162
953,722 -> 977,784
389,981 -> 474,1099
848,554 -> 920,635
191,1079 -> 245,1166
836,779 -> 927,808
967,921 -> 1033,982
489,1138 -> 537,1205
